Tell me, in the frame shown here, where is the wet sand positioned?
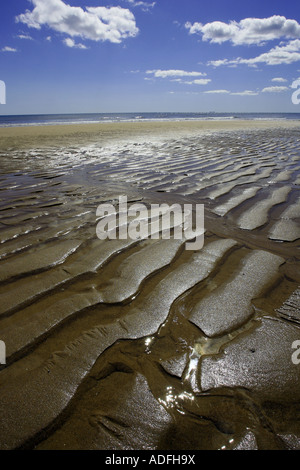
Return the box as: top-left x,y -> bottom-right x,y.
0,119 -> 299,450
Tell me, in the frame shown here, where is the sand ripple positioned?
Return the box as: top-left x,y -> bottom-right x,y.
0,125 -> 299,450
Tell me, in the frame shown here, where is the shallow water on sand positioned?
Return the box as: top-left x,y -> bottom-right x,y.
0,127 -> 299,450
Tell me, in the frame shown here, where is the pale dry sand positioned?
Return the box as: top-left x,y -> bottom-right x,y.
0,120 -> 299,450
0,118 -> 299,149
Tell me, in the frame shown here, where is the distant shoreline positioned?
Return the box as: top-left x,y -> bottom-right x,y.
0,112 -> 299,129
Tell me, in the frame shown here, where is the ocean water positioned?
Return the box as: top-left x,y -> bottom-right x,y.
0,112 -> 299,127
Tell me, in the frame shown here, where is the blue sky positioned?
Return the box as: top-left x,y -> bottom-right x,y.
1,0 -> 300,114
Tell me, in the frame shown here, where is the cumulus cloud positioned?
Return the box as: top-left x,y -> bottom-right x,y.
63,38 -> 87,49
185,15 -> 300,46
262,86 -> 290,93
208,39 -> 300,67
16,0 -> 139,44
2,46 -> 17,52
186,20 -> 238,44
146,69 -> 207,78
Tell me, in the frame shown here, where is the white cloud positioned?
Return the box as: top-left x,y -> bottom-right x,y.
17,34 -> 33,40
262,86 -> 289,93
170,89 -> 259,96
145,70 -> 211,86
124,0 -> 155,12
146,69 -> 207,78
16,0 -> 138,44
208,59 -> 229,67
186,15 -> 300,46
63,38 -> 88,49
209,39 -> 300,67
271,77 -> 287,82
46,36 -> 52,41
186,20 -> 239,44
184,79 -> 211,85
2,46 -> 17,52
230,90 -> 259,96
204,90 -> 230,94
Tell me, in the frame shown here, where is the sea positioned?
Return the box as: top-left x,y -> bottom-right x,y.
0,112 -> 299,127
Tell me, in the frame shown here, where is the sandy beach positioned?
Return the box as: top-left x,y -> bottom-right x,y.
0,118 -> 299,150
0,119 -> 299,450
